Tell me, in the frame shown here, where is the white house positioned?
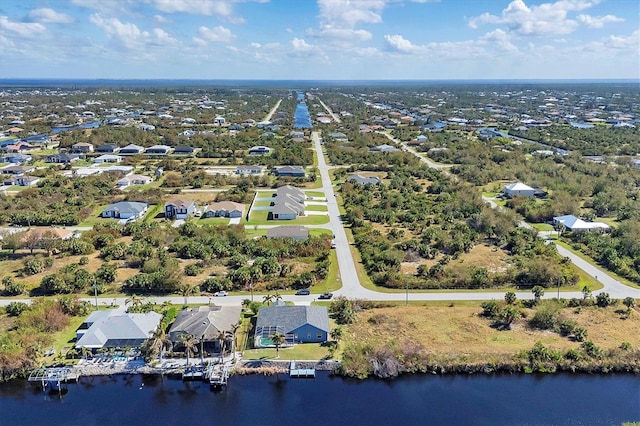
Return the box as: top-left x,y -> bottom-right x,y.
94,154 -> 123,164
116,174 -> 152,188
213,116 -> 226,125
553,215 -> 610,232
504,182 -> 536,198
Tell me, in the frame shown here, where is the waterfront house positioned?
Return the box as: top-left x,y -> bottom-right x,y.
169,306 -> 242,354
275,166 -> 305,177
165,200 -> 197,220
254,301 -> 329,347
96,144 -> 120,154
553,215 -> 610,232
202,201 -> 245,218
116,174 -> 152,188
75,310 -> 162,351
119,144 -> 145,156
266,225 -> 309,240
72,142 -> 94,153
504,182 -> 536,198
94,154 -> 123,164
235,164 -> 264,175
101,201 -> 149,220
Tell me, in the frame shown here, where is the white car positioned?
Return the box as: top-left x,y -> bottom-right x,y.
214,291 -> 228,297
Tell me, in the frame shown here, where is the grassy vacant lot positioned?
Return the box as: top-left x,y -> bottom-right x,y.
343,304 -> 640,359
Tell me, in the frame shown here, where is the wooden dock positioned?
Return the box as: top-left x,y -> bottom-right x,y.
289,361 -> 315,378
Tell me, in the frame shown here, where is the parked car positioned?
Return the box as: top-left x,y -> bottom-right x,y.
295,289 -> 310,296
213,291 -> 228,297
318,292 -> 333,300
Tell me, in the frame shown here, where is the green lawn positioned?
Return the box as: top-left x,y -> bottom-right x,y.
77,205 -> 112,227
530,223 -> 554,231
242,343 -> 332,361
198,217 -> 231,225
305,191 -> 326,198
305,204 -> 328,212
248,210 -> 330,225
253,200 -> 273,207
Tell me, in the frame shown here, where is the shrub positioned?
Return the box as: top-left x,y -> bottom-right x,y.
22,258 -> 45,276
530,300 -> 562,330
564,348 -> 583,361
595,292 -> 612,308
573,326 -> 587,342
5,281 -> 25,296
504,291 -> 517,305
558,319 -> 578,337
581,340 -> 601,358
6,302 -> 28,317
619,341 -> 632,351
184,264 -> 202,277
78,256 -> 89,266
481,300 -> 500,318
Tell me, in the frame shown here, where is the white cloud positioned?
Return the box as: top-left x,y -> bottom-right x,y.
482,29 -> 518,53
290,37 -> 316,57
577,14 -> 623,28
154,14 -> 170,24
306,24 -> 372,42
72,0 -> 136,13
89,14 -> 177,51
384,34 -> 424,54
0,16 -> 47,38
196,25 -> 236,43
317,0 -> 386,27
149,0 -> 267,23
26,8 -> 73,24
469,0 -> 601,36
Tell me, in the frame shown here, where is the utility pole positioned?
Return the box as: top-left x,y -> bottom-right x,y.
93,277 -> 98,310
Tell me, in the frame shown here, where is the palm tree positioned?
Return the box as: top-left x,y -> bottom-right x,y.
230,322 -> 241,359
262,294 -> 274,306
330,327 -> 343,345
148,325 -> 172,363
271,333 -> 285,359
532,286 -> 544,304
180,284 -> 198,306
181,334 -> 199,366
125,294 -> 144,312
80,346 -> 90,360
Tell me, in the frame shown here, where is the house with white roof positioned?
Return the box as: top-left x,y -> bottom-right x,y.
553,215 -> 610,232
504,182 -> 536,198
75,309 -> 162,351
102,201 -> 149,219
94,154 -> 123,164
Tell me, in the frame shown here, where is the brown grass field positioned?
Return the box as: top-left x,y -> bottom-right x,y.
343,305 -> 640,358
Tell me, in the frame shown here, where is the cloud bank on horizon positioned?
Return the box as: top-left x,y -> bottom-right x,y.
0,0 -> 637,80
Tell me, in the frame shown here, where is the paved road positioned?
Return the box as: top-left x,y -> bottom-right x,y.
1,133 -> 636,307
317,99 -> 341,123
263,99 -> 282,122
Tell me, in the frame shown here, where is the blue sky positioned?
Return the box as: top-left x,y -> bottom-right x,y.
0,0 -> 638,80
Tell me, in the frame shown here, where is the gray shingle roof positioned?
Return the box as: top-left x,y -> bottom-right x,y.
256,303 -> 329,335
76,311 -> 162,349
168,306 -> 242,342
